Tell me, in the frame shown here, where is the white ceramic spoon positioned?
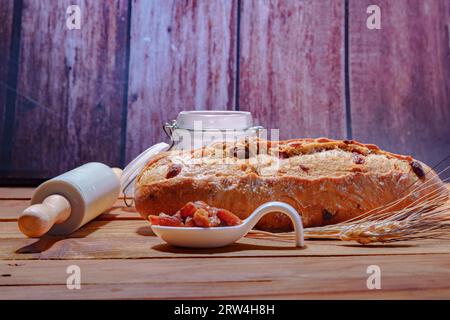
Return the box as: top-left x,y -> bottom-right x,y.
151,201 -> 304,248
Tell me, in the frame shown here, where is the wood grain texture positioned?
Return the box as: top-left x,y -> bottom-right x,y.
0,187 -> 125,200
239,0 -> 346,140
2,284 -> 449,300
0,187 -> 33,200
1,186 -> 450,299
125,0 -> 238,163
0,199 -> 140,221
349,0 -> 450,168
4,0 -> 129,179
0,0 -> 15,164
1,255 -> 450,299
3,219 -> 450,260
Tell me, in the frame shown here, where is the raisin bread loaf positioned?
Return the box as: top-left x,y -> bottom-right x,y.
135,138 -> 447,231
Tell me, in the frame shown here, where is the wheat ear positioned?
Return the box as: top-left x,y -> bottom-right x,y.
247,166 -> 450,244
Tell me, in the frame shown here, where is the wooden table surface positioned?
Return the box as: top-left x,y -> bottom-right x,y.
1,186 -> 450,300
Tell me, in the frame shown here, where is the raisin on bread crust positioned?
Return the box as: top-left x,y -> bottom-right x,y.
135,138 -> 447,231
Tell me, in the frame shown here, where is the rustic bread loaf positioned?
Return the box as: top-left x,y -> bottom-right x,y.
135,138 -> 447,231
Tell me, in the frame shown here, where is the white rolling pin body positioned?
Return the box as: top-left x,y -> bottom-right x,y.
28,162 -> 121,236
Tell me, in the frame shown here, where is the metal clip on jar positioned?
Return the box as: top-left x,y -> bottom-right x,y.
121,111 -> 264,206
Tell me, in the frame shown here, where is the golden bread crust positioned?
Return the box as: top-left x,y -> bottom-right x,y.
134,138 -> 447,231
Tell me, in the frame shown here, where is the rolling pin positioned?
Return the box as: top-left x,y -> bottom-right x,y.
18,163 -> 122,237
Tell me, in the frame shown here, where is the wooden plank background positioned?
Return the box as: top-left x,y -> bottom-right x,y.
0,0 -> 18,173
0,0 -> 14,137
239,0 -> 346,140
0,0 -> 449,181
349,0 -> 450,169
1,0 -> 130,179
125,0 -> 237,163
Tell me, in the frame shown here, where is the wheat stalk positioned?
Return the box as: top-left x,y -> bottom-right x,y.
247,166 -> 450,244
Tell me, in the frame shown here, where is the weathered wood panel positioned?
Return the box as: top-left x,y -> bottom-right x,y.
239,0 -> 346,140
2,255 -> 450,299
0,199 -> 140,221
4,0 -> 130,179
2,284 -> 450,300
3,219 -> 450,260
0,187 -> 125,200
1,186 -> 450,299
0,0 -> 17,166
1,0 -> 449,182
349,0 -> 450,168
0,187 -> 33,200
125,0 -> 238,163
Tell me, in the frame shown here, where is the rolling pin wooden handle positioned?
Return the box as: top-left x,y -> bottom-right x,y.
18,195 -> 71,238
18,166 -> 123,238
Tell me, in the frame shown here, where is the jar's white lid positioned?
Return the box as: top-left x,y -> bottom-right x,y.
177,111 -> 253,130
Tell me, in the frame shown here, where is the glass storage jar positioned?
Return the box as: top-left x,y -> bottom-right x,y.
121,111 -> 264,205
